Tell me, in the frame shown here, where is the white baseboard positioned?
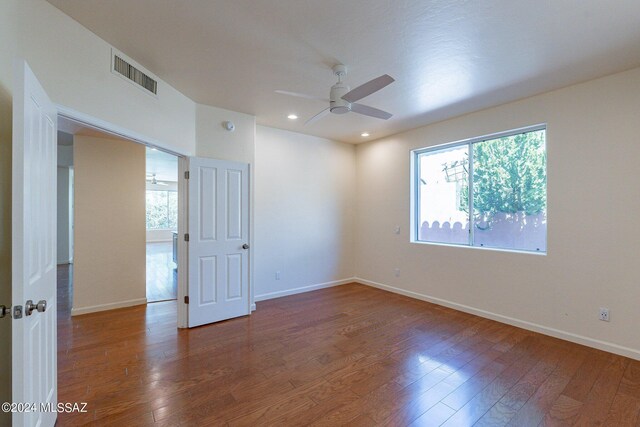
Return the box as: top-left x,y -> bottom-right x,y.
71,298 -> 148,316
354,277 -> 640,361
255,278 -> 355,302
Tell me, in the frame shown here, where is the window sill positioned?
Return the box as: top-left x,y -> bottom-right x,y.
410,239 -> 547,256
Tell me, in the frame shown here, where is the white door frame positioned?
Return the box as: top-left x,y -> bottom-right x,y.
56,105 -> 190,327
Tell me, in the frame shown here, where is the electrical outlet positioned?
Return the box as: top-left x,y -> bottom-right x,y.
394,225 -> 401,235
599,307 -> 610,322
394,268 -> 400,277
275,271 -> 281,280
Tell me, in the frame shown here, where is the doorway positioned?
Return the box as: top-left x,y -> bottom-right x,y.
145,148 -> 179,302
56,117 -> 185,320
56,130 -> 75,318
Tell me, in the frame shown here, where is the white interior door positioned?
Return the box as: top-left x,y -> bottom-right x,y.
187,157 -> 250,327
12,61 -> 57,427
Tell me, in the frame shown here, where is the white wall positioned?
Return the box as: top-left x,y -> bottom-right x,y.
73,135 -> 147,314
57,145 -> 74,264
147,230 -> 175,243
355,67 -> 640,359
58,144 -> 73,167
196,104 -> 256,164
255,126 -> 356,300
2,0 -> 197,155
56,167 -> 71,264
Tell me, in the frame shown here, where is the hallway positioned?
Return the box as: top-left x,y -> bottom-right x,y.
146,241 -> 177,302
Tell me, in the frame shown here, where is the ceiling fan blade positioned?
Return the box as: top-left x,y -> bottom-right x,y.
342,74 -> 395,103
305,108 -> 330,125
275,90 -> 329,103
351,103 -> 393,120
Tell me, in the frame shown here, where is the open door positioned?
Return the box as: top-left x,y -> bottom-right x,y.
187,157 -> 250,327
12,61 -> 57,427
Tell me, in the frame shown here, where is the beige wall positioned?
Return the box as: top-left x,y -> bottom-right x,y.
355,67 -> 640,359
254,126 -> 356,300
73,135 -> 146,314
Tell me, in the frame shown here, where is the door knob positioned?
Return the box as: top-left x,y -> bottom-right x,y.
25,300 -> 36,316
25,300 -> 47,316
0,305 -> 9,319
242,243 -> 249,250
37,300 -> 47,313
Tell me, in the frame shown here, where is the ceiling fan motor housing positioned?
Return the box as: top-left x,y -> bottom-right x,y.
330,82 -> 351,114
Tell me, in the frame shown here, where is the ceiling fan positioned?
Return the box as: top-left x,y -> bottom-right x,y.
276,64 -> 395,125
146,173 -> 168,186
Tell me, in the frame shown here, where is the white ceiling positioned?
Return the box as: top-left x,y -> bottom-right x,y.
146,148 -> 178,182
48,0 -> 640,143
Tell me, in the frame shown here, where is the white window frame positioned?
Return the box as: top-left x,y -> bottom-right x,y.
410,124 -> 547,254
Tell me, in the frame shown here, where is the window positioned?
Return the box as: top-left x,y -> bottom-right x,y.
412,125 -> 546,253
146,190 -> 178,230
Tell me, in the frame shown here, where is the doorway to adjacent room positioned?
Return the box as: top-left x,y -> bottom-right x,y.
145,148 -> 179,302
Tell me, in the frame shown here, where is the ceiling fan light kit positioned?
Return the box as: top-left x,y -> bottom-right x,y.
330,64 -> 350,115
276,64 -> 395,125
146,173 -> 168,186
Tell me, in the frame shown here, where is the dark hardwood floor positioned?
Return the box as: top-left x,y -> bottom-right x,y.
56,265 -> 640,426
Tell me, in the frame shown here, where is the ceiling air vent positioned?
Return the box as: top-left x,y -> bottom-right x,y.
112,51 -> 158,96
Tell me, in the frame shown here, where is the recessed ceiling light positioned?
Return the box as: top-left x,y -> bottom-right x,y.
287,114 -> 298,120
361,132 -> 370,137
150,147 -> 157,151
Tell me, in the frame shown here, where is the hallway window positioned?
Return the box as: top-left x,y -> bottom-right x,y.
146,190 -> 178,229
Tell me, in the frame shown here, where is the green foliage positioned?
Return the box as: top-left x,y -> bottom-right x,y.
460,130 -> 546,216
146,190 -> 178,229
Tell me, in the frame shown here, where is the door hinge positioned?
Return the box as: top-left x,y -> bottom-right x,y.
184,296 -> 189,304
184,171 -> 190,179
184,233 -> 189,242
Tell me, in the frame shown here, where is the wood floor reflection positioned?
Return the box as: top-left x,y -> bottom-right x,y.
56,266 -> 640,425
146,241 -> 177,302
